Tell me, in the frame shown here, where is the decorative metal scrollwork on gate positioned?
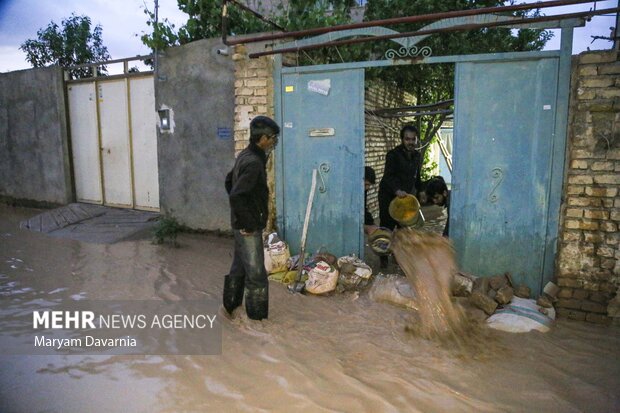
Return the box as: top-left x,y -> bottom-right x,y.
318,162 -> 330,193
384,46 -> 432,60
488,167 -> 504,203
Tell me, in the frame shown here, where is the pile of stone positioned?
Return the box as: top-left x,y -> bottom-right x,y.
451,272 -> 559,318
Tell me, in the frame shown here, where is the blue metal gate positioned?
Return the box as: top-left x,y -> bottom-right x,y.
277,69 -> 365,258
452,57 -> 560,293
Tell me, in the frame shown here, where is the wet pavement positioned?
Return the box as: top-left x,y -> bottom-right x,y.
1,204 -> 619,413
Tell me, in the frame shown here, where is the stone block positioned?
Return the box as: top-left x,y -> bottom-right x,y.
572,149 -> 602,159
565,208 -> 583,218
597,245 -> 616,258
578,65 -> 598,76
567,175 -> 593,185
603,199 -> 614,208
589,291 -> 610,303
598,62 -> 620,75
557,288 -> 573,298
514,284 -> 531,299
537,295 -> 553,308
452,274 -> 474,297
601,221 -> 618,232
495,286 -> 514,305
593,174 -> 620,185
581,301 -> 608,313
583,210 -> 609,220
611,210 -> 620,222
566,185 -> 584,195
473,277 -> 489,294
245,78 -> 267,87
591,161 -> 615,171
488,274 -> 508,290
557,278 -> 583,288
607,148 -> 620,160
585,186 -> 617,197
577,88 -> 596,100
585,313 -> 612,324
606,233 -> 619,245
583,280 -> 601,291
563,231 -> 582,242
579,51 -> 618,64
597,89 -> 620,99
601,259 -> 616,270
570,159 -> 588,169
557,308 -> 587,321
583,232 -> 603,243
469,291 -> 498,315
579,220 -> 599,231
581,77 -> 616,88
572,289 -> 589,300
557,298 -> 583,310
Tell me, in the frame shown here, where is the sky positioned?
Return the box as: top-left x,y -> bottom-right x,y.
0,0 -> 617,73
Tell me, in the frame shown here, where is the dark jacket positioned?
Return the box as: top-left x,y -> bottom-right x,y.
225,143 -> 269,231
378,144 -> 423,198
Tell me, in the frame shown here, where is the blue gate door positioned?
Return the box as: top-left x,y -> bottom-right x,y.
452,57 -> 559,293
278,69 -> 364,258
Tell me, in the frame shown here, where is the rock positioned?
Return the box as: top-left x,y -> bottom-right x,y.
504,272 -> 514,287
487,288 -> 497,300
514,284 -> 531,299
470,290 -> 498,315
543,281 -> 560,299
473,277 -> 490,294
607,290 -> 620,318
489,274 -> 508,291
452,274 -> 473,297
495,285 -> 514,305
537,295 -> 553,308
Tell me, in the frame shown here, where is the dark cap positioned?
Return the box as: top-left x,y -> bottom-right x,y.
250,115 -> 280,135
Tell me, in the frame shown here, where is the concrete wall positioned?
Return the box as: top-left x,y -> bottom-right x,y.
156,38 -> 235,230
0,66 -> 72,205
555,50 -> 620,324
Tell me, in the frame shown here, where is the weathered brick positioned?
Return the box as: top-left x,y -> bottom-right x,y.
581,301 -> 608,313
611,210 -> 620,222
563,231 -> 582,242
235,87 -> 253,96
583,280 -> 602,291
579,220 -> 599,231
565,208 -> 583,218
593,174 -> 620,185
584,232 -> 603,243
572,149 -> 602,159
578,64 -> 598,76
577,89 -> 596,100
589,291 -> 610,303
606,233 -> 619,245
572,289 -> 589,300
585,313 -> 612,324
601,221 -> 618,232
597,245 -> 616,258
585,186 -> 617,197
583,210 -> 609,220
581,77 -> 616,88
245,79 -> 267,87
247,97 -> 267,105
598,62 -> 620,75
557,278 -> 583,288
602,199 -> 615,208
601,258 -> 616,269
579,51 -> 618,64
596,89 -> 620,99
566,185 -> 584,195
592,161 -> 615,171
570,159 -> 588,169
556,308 -> 586,321
557,298 -> 583,309
607,148 -> 620,160
567,175 -> 594,185
557,288 -> 573,298
567,196 -> 594,207
563,220 -> 580,230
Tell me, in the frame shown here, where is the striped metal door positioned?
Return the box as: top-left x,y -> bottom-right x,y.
452,57 -> 559,293
279,69 -> 365,258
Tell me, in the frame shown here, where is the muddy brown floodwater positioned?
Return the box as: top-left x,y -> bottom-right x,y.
1,205 -> 619,413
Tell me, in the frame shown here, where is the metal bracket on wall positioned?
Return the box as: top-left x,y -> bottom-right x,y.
488,167 -> 504,203
318,162 -> 330,193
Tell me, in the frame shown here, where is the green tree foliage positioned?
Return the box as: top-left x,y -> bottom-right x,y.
20,13 -> 111,78
141,0 -> 357,50
363,0 -> 552,157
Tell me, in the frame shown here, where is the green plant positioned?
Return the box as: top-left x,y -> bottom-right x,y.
153,214 -> 183,247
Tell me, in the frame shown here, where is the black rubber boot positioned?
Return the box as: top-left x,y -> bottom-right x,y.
222,275 -> 245,315
245,287 -> 269,320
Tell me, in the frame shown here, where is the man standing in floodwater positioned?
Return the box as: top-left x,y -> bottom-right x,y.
223,116 -> 280,320
378,124 -> 423,267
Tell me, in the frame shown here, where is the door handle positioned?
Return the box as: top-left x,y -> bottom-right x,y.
318,162 -> 330,193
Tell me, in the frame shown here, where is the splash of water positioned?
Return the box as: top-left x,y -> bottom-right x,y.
391,228 -> 468,342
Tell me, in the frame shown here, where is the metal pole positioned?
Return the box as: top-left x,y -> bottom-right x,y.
249,7 -> 619,58
224,0 -> 596,46
154,0 -> 159,77
616,0 -> 620,50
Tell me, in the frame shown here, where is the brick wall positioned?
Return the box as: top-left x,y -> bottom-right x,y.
555,50 -> 620,324
232,44 -> 278,231
364,81 -> 415,220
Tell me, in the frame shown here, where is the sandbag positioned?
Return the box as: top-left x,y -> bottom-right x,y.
336,255 -> 373,291
264,233 -> 290,274
486,296 -> 555,333
305,261 -> 339,295
368,276 -> 417,310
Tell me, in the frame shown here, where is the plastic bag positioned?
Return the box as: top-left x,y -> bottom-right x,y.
305,261 -> 339,295
264,233 -> 290,274
336,255 -> 373,291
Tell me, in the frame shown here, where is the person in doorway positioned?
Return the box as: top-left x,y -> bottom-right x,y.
364,166 -> 378,235
377,124 -> 423,267
223,115 -> 280,320
425,175 -> 450,237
